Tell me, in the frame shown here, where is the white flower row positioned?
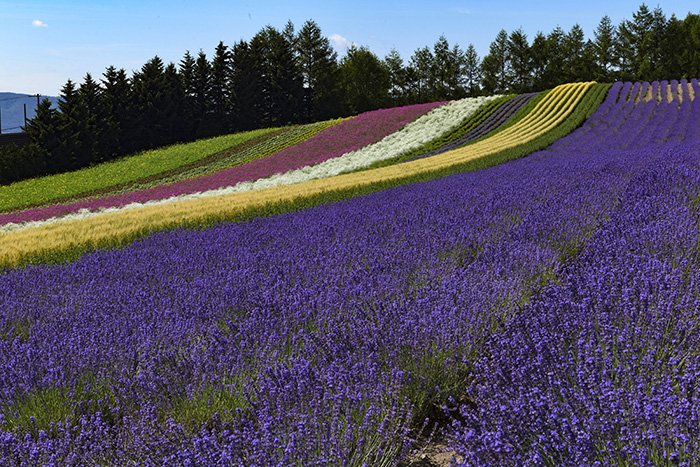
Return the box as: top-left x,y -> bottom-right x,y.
2,96 -> 500,232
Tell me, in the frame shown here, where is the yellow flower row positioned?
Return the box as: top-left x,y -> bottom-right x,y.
0,82 -> 595,269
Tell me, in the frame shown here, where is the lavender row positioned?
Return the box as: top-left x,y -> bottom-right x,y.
448,82 -> 700,464
408,92 -> 537,161
450,147 -> 700,465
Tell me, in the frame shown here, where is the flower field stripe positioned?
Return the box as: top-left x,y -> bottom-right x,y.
0,85 -> 582,233
366,95 -> 515,168
0,127 -> 286,213
0,119 -> 343,226
221,95 -> 501,191
0,82 -> 597,269
0,103 -> 442,227
0,85 -> 582,236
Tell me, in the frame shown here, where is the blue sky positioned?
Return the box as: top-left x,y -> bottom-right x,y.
1,0 -> 698,95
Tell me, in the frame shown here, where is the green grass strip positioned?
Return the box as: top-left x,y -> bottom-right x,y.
122,119 -> 342,192
4,84 -> 609,271
0,128 -> 284,212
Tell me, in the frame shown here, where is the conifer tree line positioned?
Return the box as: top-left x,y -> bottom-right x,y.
1,4 -> 699,185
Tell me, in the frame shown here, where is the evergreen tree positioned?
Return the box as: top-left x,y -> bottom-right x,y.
339,45 -> 390,114
193,50 -> 212,136
56,79 -> 88,171
250,26 -> 304,126
481,29 -> 510,93
431,35 -> 463,100
541,27 -> 566,88
102,66 -> 132,157
682,13 -> 700,77
530,32 -> 549,90
131,56 -> 170,149
593,15 -> 618,81
163,62 -> 186,142
507,28 -> 532,93
296,20 -> 341,120
78,73 -> 106,164
562,24 -> 590,82
408,46 -> 433,102
23,98 -> 58,175
617,4 -> 659,80
385,49 -> 407,105
210,41 -> 233,134
231,40 -> 262,129
462,44 -> 482,96
178,51 -> 198,139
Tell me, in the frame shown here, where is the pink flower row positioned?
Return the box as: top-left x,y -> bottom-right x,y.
1,102 -> 444,226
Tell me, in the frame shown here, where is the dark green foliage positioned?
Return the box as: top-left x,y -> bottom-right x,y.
296,20 -> 342,120
508,29 -> 531,93
482,30 -> 510,94
339,46 -> 390,114
593,16 -> 618,81
249,26 -> 304,127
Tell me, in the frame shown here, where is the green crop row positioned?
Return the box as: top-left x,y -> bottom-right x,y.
0,128 -> 283,213
120,119 -> 342,192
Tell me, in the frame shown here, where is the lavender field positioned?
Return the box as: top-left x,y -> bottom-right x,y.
0,80 -> 699,465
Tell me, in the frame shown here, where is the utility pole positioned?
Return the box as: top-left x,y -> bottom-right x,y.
0,107 -> 3,134
36,94 -> 40,108
23,103 -> 27,130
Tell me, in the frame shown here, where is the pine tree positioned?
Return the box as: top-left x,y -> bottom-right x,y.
231,40 -> 261,129
481,30 -> 510,93
462,44 -> 481,96
193,50 -> 212,136
78,73 -> 106,165
250,26 -> 304,126
685,13 -> 700,77
163,62 -> 186,142
431,35 -> 462,100
542,27 -> 566,88
24,98 -> 58,174
530,32 -> 549,90
56,79 -> 88,171
296,20 -> 341,120
179,51 -> 198,140
593,15 -> 618,81
408,46 -> 433,102
102,66 -> 133,156
210,41 -> 233,134
617,4 -> 655,80
562,24 -> 589,82
131,56 -> 170,150
385,49 -> 407,105
507,28 -> 532,93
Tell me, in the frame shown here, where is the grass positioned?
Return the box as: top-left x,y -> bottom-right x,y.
2,373 -> 116,436
0,128 -> 277,212
0,83 -> 608,271
0,121 -> 342,213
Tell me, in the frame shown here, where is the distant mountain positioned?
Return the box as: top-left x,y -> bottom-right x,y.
0,92 -> 59,134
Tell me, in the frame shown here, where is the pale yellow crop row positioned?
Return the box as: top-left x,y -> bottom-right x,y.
0,82 -> 594,268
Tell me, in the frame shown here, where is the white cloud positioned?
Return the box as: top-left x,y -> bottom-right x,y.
32,19 -> 48,28
329,33 -> 352,52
